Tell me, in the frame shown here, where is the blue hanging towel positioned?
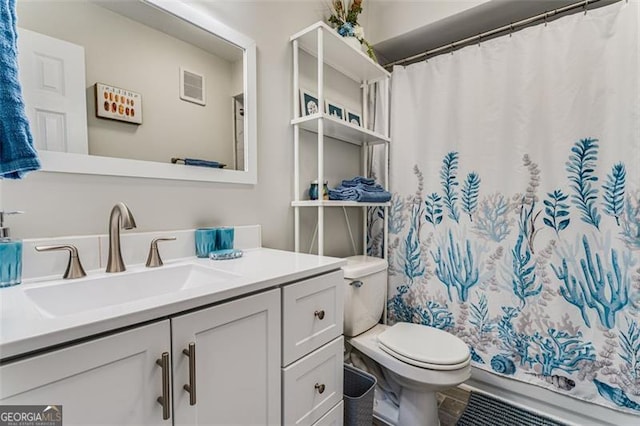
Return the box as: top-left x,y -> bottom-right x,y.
0,0 -> 40,179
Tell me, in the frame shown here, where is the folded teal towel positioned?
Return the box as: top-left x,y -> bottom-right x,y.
328,184 -> 391,203
355,190 -> 391,203
0,0 -> 40,179
342,176 -> 375,187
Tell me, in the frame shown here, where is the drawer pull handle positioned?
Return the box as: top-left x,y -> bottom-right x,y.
314,310 -> 325,320
315,383 -> 326,394
156,352 -> 171,420
183,342 -> 197,406
350,280 -> 363,288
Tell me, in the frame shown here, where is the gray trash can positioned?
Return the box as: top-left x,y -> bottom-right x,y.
344,364 -> 377,426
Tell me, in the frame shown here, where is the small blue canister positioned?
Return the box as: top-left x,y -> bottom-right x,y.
217,227 -> 234,250
195,228 -> 218,258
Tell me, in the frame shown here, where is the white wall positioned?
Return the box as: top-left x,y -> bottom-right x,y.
4,1 -> 365,258
366,0 -> 490,44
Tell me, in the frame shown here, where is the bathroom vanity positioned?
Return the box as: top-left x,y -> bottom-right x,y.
0,228 -> 345,425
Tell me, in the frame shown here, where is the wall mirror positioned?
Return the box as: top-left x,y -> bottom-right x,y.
16,0 -> 257,184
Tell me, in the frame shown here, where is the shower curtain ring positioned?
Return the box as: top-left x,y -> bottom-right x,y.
477,34 -> 481,47
544,12 -> 548,27
509,23 -> 514,37
584,0 -> 589,15
450,42 -> 455,55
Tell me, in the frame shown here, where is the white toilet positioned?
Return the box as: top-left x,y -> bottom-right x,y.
342,256 -> 471,426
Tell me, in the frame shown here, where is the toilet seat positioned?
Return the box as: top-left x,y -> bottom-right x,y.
377,322 -> 471,371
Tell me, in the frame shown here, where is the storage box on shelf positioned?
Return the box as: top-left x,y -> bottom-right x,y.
291,22 -> 391,257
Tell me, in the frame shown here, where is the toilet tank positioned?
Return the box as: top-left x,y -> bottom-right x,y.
342,255 -> 388,337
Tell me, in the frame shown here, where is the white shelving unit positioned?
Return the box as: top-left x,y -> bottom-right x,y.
291,22 -> 391,256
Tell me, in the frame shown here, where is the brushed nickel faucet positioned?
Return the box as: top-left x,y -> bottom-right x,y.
106,202 -> 137,273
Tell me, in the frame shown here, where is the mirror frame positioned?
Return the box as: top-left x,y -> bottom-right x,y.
37,0 -> 257,184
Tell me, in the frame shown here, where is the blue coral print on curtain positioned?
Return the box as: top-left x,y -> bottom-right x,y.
381,143 -> 640,415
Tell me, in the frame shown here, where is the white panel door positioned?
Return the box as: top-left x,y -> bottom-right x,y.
0,320 -> 171,425
172,289 -> 281,426
17,27 -> 88,154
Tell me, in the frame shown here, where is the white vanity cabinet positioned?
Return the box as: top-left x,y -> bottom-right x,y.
0,290 -> 281,426
172,288 -> 281,425
0,262 -> 344,426
0,321 -> 171,425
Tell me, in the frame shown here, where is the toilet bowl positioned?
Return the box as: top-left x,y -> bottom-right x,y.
342,256 -> 471,426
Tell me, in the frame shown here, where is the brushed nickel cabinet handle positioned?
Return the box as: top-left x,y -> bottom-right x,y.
156,352 -> 171,420
314,310 -> 325,320
182,342 -> 197,406
315,383 -> 326,394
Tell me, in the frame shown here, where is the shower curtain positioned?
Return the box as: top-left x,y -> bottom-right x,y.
384,0 -> 640,414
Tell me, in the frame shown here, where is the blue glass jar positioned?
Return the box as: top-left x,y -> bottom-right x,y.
0,239 -> 22,288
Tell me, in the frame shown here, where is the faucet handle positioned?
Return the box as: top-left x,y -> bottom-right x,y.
146,237 -> 176,268
35,245 -> 87,279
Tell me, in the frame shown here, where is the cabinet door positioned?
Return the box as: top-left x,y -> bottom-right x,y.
172,288 -> 281,426
0,320 -> 171,425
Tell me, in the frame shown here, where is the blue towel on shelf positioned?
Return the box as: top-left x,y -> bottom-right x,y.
0,0 -> 40,179
341,176 -> 375,187
359,183 -> 385,192
355,190 -> 391,203
328,186 -> 358,201
328,178 -> 392,203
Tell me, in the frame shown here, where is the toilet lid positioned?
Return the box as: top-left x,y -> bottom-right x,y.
377,323 -> 470,370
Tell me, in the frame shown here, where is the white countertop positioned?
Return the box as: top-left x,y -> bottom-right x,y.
0,248 -> 346,360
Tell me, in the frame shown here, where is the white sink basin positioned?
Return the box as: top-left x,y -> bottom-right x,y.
25,263 -> 239,317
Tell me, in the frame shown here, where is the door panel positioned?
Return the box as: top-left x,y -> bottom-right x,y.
172,289 -> 281,425
0,321 -> 171,425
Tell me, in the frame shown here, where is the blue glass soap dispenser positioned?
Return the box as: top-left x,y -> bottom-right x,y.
0,211 -> 23,288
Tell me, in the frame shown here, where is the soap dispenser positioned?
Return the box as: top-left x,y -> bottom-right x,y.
0,211 -> 23,288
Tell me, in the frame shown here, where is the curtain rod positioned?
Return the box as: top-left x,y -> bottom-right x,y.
384,0 -> 620,69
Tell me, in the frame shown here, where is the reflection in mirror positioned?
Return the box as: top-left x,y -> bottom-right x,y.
15,0 -> 257,183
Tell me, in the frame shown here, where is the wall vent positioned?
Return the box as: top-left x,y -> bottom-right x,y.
180,67 -> 206,106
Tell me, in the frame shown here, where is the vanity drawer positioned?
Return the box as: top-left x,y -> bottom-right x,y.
282,270 -> 344,365
282,336 -> 343,426
313,400 -> 343,426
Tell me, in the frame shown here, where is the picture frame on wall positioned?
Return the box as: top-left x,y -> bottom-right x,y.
299,90 -> 321,116
325,101 -> 345,120
346,110 -> 361,127
95,83 -> 142,124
